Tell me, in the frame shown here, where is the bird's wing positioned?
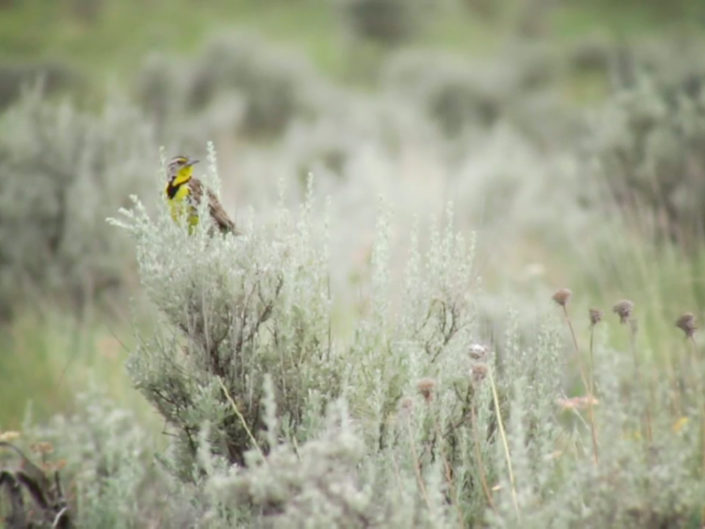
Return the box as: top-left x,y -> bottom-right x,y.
207,188 -> 238,234
189,178 -> 238,234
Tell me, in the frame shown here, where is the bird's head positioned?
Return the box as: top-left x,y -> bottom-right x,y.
167,155 -> 199,186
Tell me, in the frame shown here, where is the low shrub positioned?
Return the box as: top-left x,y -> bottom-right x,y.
0,87 -> 155,318
382,48 -> 568,142
136,34 -> 324,141
593,75 -> 705,246
105,152 -> 705,527
336,0 -> 432,46
0,62 -> 78,109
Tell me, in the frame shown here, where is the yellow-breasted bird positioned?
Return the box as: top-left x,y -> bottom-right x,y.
165,155 -> 238,234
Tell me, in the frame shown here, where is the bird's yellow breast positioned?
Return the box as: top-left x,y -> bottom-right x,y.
166,182 -> 199,229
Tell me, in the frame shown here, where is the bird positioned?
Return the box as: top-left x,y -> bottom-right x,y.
165,155 -> 237,234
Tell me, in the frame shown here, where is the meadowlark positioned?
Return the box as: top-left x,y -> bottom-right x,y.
165,155 -> 238,234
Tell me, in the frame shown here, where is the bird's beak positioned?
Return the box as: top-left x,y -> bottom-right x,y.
186,159 -> 199,167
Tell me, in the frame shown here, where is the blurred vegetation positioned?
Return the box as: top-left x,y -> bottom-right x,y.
2,0 -> 705,526
136,34 -> 325,141
594,74 -> 705,247
337,0 -> 433,45
0,86 -> 154,319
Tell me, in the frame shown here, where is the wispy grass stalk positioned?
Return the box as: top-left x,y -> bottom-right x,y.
488,366 -> 519,517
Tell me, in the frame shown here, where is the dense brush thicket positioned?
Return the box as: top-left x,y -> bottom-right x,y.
4,28 -> 705,528
97,158 -> 705,527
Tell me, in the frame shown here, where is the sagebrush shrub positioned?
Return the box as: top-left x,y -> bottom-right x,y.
23,392 -> 156,529
0,87 -> 155,318
109,156 -> 705,526
0,62 -> 77,109
136,34 -> 323,142
112,170 -> 340,475
382,48 -> 571,143
594,75 -> 705,246
337,0 -> 431,45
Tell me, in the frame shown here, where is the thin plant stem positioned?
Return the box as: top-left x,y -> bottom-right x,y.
218,377 -> 265,461
628,320 -> 652,443
488,367 -> 519,517
403,413 -> 432,511
628,319 -> 641,385
689,335 -> 705,476
470,405 -> 496,511
563,306 -> 599,464
431,410 -> 465,529
588,325 -> 595,392
670,347 -> 684,418
389,448 -> 406,503
562,306 -> 590,395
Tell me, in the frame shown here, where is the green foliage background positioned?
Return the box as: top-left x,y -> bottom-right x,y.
2,0 -> 705,527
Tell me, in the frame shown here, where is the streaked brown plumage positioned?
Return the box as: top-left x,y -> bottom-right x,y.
186,177 -> 237,233
166,155 -> 238,234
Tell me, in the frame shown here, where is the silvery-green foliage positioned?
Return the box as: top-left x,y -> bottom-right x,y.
0,61 -> 77,109
25,391 -> 156,529
483,319 -> 705,529
136,34 -> 324,142
337,0 -> 432,45
112,169 -> 339,474
382,47 -> 571,142
594,75 -> 705,245
190,35 -> 319,138
201,400 -> 373,529
107,141 -> 705,527
0,86 -> 155,317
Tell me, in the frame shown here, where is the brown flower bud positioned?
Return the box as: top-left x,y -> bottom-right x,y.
417,378 -> 436,402
676,313 -> 697,338
552,288 -> 572,307
470,363 -> 488,384
589,308 -> 602,326
30,441 -> 54,455
612,299 -> 634,324
399,397 -> 414,413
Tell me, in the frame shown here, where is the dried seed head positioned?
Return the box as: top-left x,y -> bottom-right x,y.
556,394 -> 599,411
468,343 -> 488,361
399,397 -> 414,413
470,363 -> 488,384
552,288 -> 572,307
417,378 -> 436,402
612,299 -> 634,324
589,308 -> 602,326
676,312 -> 697,338
30,441 -> 54,455
43,459 -> 67,473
